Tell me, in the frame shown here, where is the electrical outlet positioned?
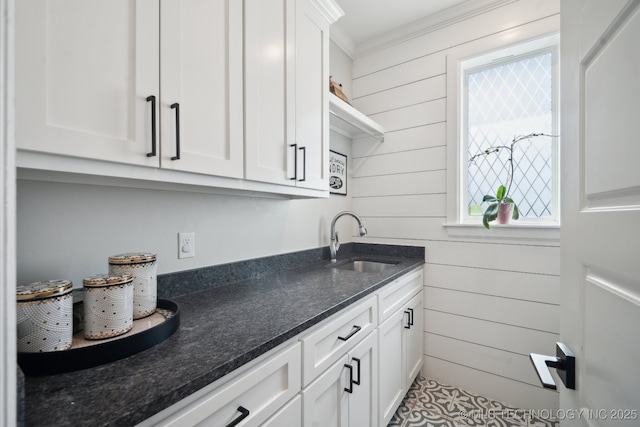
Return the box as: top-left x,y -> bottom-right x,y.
178,232 -> 195,259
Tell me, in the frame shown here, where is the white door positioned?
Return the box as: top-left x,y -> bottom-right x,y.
160,0 -> 243,178
15,0 -> 160,167
560,0 -> 640,425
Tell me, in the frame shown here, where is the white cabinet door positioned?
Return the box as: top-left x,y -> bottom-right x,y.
347,331 -> 378,427
261,395 -> 301,427
244,0 -> 296,187
160,0 -> 243,178
302,354 -> 350,427
15,0 -> 160,167
303,332 -> 377,427
404,293 -> 424,388
377,283 -> 424,427
293,0 -> 330,191
378,308 -> 406,427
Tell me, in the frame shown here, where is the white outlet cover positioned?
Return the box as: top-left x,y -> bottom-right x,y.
178,232 -> 195,259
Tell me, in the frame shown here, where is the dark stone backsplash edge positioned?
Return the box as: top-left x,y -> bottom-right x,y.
158,243 -> 425,299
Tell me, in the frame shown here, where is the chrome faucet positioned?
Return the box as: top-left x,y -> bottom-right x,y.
330,211 -> 367,262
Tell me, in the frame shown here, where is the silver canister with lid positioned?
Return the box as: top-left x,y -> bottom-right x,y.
82,273 -> 133,340
108,252 -> 157,319
16,280 -> 73,353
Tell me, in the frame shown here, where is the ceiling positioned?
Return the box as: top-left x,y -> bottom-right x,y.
332,0 -> 471,45
331,0 -> 509,56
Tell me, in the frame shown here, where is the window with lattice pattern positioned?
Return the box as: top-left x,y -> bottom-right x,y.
462,39 -> 559,223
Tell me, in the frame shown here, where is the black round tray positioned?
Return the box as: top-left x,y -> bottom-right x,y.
18,299 -> 180,376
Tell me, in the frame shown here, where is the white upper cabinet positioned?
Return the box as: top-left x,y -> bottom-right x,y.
15,0 -> 160,167
244,0 -> 342,191
15,0 -> 340,196
16,0 -> 243,178
160,0 -> 243,178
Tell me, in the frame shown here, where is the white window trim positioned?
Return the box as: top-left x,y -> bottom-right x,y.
444,21 -> 560,242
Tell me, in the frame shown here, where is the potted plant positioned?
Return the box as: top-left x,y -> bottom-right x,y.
468,133 -> 553,229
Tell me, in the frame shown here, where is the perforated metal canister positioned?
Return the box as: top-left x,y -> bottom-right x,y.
108,253 -> 157,319
82,273 -> 133,340
17,280 -> 73,352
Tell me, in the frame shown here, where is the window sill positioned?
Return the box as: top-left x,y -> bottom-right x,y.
443,222 -> 560,242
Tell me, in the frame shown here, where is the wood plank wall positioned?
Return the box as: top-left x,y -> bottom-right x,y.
349,0 -> 561,411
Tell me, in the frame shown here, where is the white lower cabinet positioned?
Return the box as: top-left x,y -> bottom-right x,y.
141,343 -> 301,427
300,296 -> 377,386
378,272 -> 424,427
261,394 -> 301,427
139,266 -> 423,427
302,331 -> 378,427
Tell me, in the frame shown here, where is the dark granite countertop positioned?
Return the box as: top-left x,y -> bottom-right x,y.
23,244 -> 424,426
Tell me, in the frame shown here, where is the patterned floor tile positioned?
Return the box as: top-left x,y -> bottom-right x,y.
388,376 -> 557,427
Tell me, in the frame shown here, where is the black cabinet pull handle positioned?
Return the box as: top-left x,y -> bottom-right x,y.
146,95 -> 157,157
289,144 -> 298,180
404,310 -> 411,329
299,146 -> 306,181
171,103 -> 180,160
344,363 -> 354,393
338,325 -> 361,341
226,406 -> 250,427
352,357 -> 361,386
408,307 -> 414,326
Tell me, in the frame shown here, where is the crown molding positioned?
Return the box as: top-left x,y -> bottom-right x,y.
353,0 -> 516,58
330,23 -> 356,59
310,0 -> 344,24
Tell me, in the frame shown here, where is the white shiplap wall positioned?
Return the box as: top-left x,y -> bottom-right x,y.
350,0 -> 561,411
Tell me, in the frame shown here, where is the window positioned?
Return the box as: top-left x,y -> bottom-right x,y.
460,35 -> 559,225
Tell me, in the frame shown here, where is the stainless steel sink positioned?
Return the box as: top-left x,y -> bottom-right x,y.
334,260 -> 398,273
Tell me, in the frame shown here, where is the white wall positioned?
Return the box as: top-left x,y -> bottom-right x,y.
350,0 -> 561,411
329,40 -> 353,100
17,159 -> 350,284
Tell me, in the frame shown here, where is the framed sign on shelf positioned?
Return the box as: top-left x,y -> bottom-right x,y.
329,150 -> 347,195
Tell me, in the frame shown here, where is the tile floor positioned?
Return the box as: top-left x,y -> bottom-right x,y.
388,376 -> 559,427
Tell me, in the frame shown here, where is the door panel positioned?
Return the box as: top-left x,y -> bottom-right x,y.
584,6 -> 640,198
584,275 -> 639,419
561,0 -> 640,425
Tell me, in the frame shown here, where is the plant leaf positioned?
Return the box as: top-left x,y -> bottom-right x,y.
512,203 -> 520,220
484,202 -> 499,217
503,197 -> 519,220
496,185 -> 507,200
482,202 -> 499,230
482,195 -> 498,203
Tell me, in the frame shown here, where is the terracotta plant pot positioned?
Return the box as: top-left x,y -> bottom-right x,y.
497,203 -> 514,224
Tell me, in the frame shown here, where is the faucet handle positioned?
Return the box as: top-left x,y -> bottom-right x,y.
334,231 -> 340,249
